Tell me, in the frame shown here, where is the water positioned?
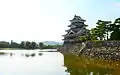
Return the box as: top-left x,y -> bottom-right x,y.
0,49 -> 67,75
0,49 -> 120,75
64,54 -> 120,75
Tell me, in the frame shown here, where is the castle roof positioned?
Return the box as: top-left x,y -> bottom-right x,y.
70,15 -> 86,22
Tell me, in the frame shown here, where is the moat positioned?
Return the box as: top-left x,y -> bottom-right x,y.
0,49 -> 120,75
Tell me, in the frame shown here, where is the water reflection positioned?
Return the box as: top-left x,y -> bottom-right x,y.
25,54 -> 30,57
64,54 -> 120,75
1,50 -> 117,75
23,53 -> 43,57
38,53 -> 43,56
9,53 -> 15,56
0,52 -> 9,56
31,53 -> 35,57
0,50 -> 67,75
0,51 -> 43,57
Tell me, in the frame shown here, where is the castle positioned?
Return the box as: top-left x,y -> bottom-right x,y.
63,15 -> 88,45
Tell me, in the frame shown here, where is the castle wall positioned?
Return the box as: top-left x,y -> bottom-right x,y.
58,41 -> 120,60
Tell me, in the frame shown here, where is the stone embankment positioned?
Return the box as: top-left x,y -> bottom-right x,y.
58,41 -> 120,60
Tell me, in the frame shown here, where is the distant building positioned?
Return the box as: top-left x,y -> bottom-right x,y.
0,41 -> 9,48
63,15 -> 88,45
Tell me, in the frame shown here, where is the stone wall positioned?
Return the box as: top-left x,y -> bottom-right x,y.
58,41 -> 120,60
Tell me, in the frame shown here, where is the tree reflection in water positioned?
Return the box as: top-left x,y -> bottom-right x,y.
38,53 -> 43,56
22,53 -> 43,58
64,53 -> 120,75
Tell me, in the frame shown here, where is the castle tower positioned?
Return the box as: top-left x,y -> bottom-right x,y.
63,15 -> 88,45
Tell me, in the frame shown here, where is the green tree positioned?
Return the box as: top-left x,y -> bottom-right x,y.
25,41 -> 31,49
19,41 -> 25,48
90,28 -> 99,40
96,20 -> 111,40
10,40 -> 19,48
109,18 -> 120,40
90,20 -> 111,41
31,42 -> 37,49
78,36 -> 87,42
39,42 -> 44,49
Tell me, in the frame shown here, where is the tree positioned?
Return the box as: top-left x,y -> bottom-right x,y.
96,20 -> 111,40
19,41 -> 26,48
31,42 -> 37,49
10,40 -> 19,48
90,20 -> 111,41
78,36 -> 87,42
25,41 -> 31,49
39,42 -> 44,49
109,18 -> 120,40
90,28 -> 99,40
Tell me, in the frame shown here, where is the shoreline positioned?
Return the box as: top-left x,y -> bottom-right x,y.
58,41 -> 120,61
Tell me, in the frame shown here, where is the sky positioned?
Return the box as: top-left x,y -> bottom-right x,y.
0,0 -> 120,43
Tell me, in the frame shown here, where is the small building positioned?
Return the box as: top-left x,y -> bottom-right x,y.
0,41 -> 9,48
63,15 -> 88,45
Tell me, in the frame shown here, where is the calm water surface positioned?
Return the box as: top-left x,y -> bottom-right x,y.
0,49 -> 120,75
0,49 -> 67,75
64,54 -> 120,75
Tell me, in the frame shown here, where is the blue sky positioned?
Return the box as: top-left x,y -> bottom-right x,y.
0,0 -> 120,43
